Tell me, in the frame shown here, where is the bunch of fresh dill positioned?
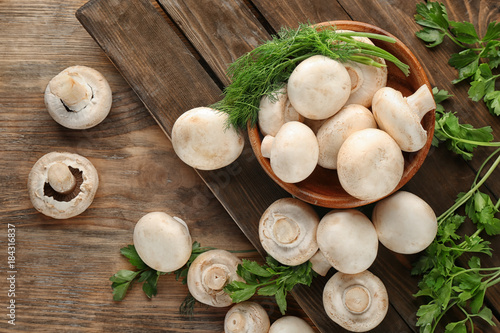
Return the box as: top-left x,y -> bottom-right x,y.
212,23 -> 410,129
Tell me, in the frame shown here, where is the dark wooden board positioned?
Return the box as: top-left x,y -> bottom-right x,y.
75,0 -> 500,332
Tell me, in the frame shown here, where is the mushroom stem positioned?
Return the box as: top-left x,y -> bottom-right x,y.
261,135 -> 274,158
345,64 -> 364,94
343,285 -> 371,314
49,72 -> 92,112
202,264 -> 229,291
405,84 -> 435,120
226,312 -> 246,332
47,162 -> 77,195
272,215 -> 300,245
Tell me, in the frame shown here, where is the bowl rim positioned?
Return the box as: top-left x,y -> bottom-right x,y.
247,20 -> 435,209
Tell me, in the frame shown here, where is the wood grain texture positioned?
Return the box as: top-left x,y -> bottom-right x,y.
0,0 -> 308,331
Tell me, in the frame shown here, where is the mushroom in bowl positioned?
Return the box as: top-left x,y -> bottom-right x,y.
246,21 -> 434,208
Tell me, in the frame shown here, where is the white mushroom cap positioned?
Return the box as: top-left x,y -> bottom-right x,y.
258,86 -> 303,137
44,65 -> 112,129
224,301 -> 270,333
269,316 -> 315,333
27,152 -> 99,219
323,270 -> 389,332
268,121 -> 319,183
317,210 -> 378,274
287,55 -> 351,120
187,249 -> 244,307
317,104 -> 377,170
337,128 -> 404,202
172,107 -> 244,170
372,85 -> 436,152
259,198 -> 319,266
372,191 -> 438,254
133,212 -> 192,272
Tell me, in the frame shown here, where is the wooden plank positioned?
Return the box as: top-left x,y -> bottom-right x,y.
76,0 -> 417,332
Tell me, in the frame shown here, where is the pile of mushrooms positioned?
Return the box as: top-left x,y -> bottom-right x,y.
256,35 -> 435,202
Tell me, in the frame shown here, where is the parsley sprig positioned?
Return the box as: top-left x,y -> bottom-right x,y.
432,87 -> 499,160
224,257 -> 316,315
214,23 -> 409,129
412,148 -> 500,333
109,242 -> 214,302
415,2 -> 500,116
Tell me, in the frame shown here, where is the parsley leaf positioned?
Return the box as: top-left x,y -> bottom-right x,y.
432,87 -> 497,160
414,1 -> 500,116
224,257 -> 316,315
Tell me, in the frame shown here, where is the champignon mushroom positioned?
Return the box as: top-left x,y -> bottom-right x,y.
316,210 -> 378,274
323,270 -> 389,332
372,84 -> 436,152
133,212 -> 192,272
44,65 -> 112,129
269,316 -> 315,333
317,104 -> 377,169
172,107 -> 244,170
287,55 -> 351,120
258,87 -> 303,137
337,128 -> 404,201
372,191 -> 438,254
224,301 -> 270,333
339,33 -> 388,108
187,249 -> 244,307
265,121 -> 319,183
27,151 -> 99,219
259,198 -> 319,266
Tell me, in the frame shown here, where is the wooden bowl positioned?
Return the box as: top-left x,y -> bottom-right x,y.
247,21 -> 435,209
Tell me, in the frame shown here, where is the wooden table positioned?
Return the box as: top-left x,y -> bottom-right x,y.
1,0 -> 500,332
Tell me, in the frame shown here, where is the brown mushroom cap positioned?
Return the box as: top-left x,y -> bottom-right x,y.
269,316 -> 315,333
323,270 -> 389,332
44,65 -> 112,129
372,85 -> 435,152
133,212 -> 192,272
317,210 -> 378,274
187,249 -> 244,307
372,191 -> 438,254
27,152 -> 99,219
258,87 -> 303,137
172,107 -> 244,170
287,55 -> 351,120
269,121 -> 319,183
337,128 -> 404,201
317,104 -> 377,170
259,198 -> 319,266
224,301 -> 270,333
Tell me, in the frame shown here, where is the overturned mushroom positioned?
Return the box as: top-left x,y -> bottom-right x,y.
317,210 -> 378,274
269,316 -> 315,333
187,249 -> 244,307
258,87 -> 303,137
27,152 -> 98,219
172,107 -> 244,170
317,104 -> 377,169
372,85 -> 435,152
44,65 -> 112,129
323,270 -> 389,332
133,212 -> 192,272
372,191 -> 438,254
337,128 -> 404,202
287,55 -> 351,120
340,33 -> 387,108
264,121 -> 319,183
259,198 -> 319,266
224,301 -> 270,333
